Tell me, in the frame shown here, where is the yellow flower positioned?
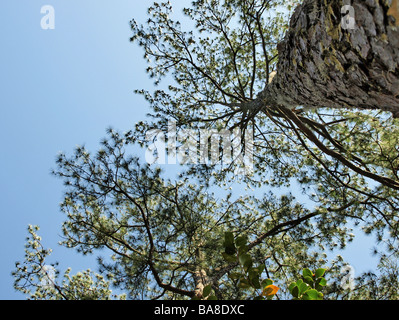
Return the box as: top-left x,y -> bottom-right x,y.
262,284 -> 279,297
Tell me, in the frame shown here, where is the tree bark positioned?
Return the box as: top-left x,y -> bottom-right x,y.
193,269 -> 209,298
259,0 -> 399,116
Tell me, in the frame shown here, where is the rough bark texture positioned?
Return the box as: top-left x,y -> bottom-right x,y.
261,0 -> 399,116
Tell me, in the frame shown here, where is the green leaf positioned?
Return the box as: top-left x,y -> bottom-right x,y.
224,232 -> 236,255
262,279 -> 274,288
228,272 -> 242,280
225,246 -> 236,255
302,293 -> 312,300
299,282 -> 310,295
250,267 -> 261,275
203,284 -> 212,297
238,278 -> 250,289
305,289 -> 319,300
249,272 -> 261,289
235,235 -> 248,247
248,269 -> 258,280
303,276 -> 314,285
237,244 -> 248,255
296,279 -> 303,286
302,268 -> 313,278
316,277 -> 327,286
224,232 -> 235,247
288,282 -> 297,293
256,264 -> 265,274
222,252 -> 237,263
207,295 -> 217,300
315,268 -> 326,278
239,253 -> 252,271
291,285 -> 300,299
253,279 -> 261,289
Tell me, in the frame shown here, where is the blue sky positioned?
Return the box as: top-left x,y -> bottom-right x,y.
0,1 -> 378,300
0,0 -> 154,299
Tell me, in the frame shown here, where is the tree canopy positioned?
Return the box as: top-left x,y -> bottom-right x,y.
13,0 -> 399,300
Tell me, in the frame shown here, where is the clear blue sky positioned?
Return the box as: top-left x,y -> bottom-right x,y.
0,1 -> 378,300
0,0 -> 154,299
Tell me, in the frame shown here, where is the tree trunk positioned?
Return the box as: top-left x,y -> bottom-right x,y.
260,0 -> 399,116
193,269 -> 209,298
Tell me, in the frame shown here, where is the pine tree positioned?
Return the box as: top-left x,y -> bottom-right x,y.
13,0 -> 399,300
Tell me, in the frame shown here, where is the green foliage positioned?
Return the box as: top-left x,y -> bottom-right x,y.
201,284 -> 218,300
221,232 -> 328,300
221,232 -> 277,300
12,0 -> 399,301
12,226 -> 126,300
288,268 -> 327,300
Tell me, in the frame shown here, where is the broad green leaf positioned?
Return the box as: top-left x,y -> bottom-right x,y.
262,279 -> 274,288
305,289 -> 319,300
249,273 -> 261,289
207,295 -> 217,300
296,279 -> 303,286
238,278 -> 250,289
302,293 -> 312,300
203,284 -> 212,297
316,277 -> 327,286
299,282 -> 309,295
235,235 -> 248,247
237,244 -> 248,255
239,253 -> 252,271
256,265 -> 265,274
224,232 -> 234,246
223,232 -> 235,254
251,277 -> 262,289
228,272 -> 241,280
250,267 -> 261,275
288,282 -> 297,293
248,269 -> 258,280
302,268 -> 313,278
291,285 -> 300,298
222,252 -> 237,263
225,246 -> 236,255
315,268 -> 326,278
303,276 -> 314,285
